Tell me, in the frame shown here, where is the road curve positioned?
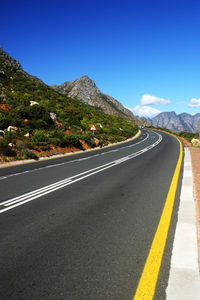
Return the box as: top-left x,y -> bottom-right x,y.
0,130 -> 183,299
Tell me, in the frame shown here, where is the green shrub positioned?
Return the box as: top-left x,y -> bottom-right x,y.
78,133 -> 92,147
64,134 -> 82,148
48,131 -> 66,147
15,140 -> 38,159
48,130 -> 65,139
27,105 -> 53,124
49,137 -> 63,147
15,106 -> 28,119
7,115 -> 24,127
16,141 -> 27,151
177,131 -> 198,141
38,142 -> 50,151
0,140 -> 16,156
0,113 -> 9,129
32,130 -> 49,144
21,148 -> 38,160
4,131 -> 17,142
34,119 -> 49,129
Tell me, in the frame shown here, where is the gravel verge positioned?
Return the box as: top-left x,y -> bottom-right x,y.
189,147 -> 200,271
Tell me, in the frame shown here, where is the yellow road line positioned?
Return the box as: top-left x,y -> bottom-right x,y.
133,135 -> 183,300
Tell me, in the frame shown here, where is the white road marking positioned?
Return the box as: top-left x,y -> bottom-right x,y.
0,132 -> 162,214
0,132 -> 150,181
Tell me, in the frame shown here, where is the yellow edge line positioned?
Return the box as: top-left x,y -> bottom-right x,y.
133,134 -> 183,300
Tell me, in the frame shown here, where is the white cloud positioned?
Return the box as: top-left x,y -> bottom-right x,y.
188,98 -> 200,107
141,94 -> 170,106
132,105 -> 161,118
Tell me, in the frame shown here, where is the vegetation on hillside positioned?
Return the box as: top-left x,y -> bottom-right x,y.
146,126 -> 199,143
0,56 -> 138,160
176,131 -> 198,141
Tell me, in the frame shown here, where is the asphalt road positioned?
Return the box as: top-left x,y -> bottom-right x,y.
0,130 -> 183,299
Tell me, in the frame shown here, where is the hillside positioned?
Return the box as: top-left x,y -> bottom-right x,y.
149,111 -> 200,133
0,47 -> 138,160
51,76 -> 149,126
51,75 -> 134,121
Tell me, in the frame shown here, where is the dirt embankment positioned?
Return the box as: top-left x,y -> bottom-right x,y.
189,147 -> 200,270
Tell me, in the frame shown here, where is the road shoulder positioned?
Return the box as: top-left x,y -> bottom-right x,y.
189,147 -> 200,271
166,148 -> 200,299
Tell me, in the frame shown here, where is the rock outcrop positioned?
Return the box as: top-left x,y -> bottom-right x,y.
191,138 -> 200,146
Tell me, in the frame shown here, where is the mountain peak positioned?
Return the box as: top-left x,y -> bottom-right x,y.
78,75 -> 91,81
52,75 -> 144,123
73,75 -> 97,89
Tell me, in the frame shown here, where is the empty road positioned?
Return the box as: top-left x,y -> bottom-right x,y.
0,130 -> 183,299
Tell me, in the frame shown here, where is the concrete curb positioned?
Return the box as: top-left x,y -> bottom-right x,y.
0,130 -> 142,169
166,148 -> 200,299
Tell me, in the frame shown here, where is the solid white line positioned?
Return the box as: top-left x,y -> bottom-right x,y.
1,178 -> 72,205
4,179 -> 73,206
0,132 -> 162,214
1,161 -> 115,206
0,132 -> 150,181
0,162 -> 118,213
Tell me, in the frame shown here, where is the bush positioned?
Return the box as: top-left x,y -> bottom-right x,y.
48,131 -> 66,147
4,131 -> 17,142
37,142 -> 50,151
0,113 -> 9,129
48,130 -> 65,139
177,131 -> 198,141
15,106 -> 28,119
0,140 -> 16,156
76,133 -> 92,147
32,130 -> 49,144
21,148 -> 38,160
24,119 -> 50,130
15,105 -> 53,127
64,134 -> 82,148
16,141 -> 27,151
7,115 -> 24,127
15,140 -> 38,159
27,105 -> 53,125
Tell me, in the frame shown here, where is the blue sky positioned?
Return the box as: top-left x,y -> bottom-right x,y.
1,0 -> 200,118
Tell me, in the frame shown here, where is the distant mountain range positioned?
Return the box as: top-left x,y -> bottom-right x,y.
147,111 -> 200,133
51,76 -> 149,126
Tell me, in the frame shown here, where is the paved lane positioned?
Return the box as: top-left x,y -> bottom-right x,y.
0,130 -> 160,205
0,130 -> 183,299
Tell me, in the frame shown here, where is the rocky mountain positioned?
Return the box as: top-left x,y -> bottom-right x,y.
150,111 -> 200,133
52,76 -> 149,126
179,113 -> 200,132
